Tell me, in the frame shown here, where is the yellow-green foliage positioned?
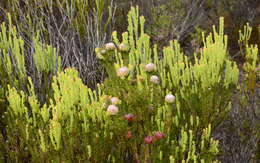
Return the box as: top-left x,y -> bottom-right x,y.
97,7 -> 239,129
0,14 -> 26,89
33,33 -> 61,73
243,45 -> 259,93
5,69 -> 115,162
0,13 -> 61,89
4,68 -> 220,162
1,7 -> 240,162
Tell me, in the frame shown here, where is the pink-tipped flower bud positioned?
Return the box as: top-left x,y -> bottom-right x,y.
165,94 -> 175,103
125,131 -> 133,139
105,42 -> 116,50
154,132 -> 165,140
145,63 -> 156,72
107,105 -> 119,115
117,67 -> 129,77
119,43 -> 128,51
144,136 -> 154,144
150,75 -> 160,84
124,113 -> 135,122
111,97 -> 120,105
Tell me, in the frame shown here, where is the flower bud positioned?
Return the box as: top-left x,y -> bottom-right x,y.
100,49 -> 106,54
144,136 -> 153,144
125,131 -> 133,139
105,42 -> 116,50
117,67 -> 129,77
150,75 -> 160,84
107,105 -> 119,115
111,97 -> 120,105
154,132 -> 165,140
145,63 -> 156,72
165,94 -> 175,103
124,113 -> 135,122
119,43 -> 128,51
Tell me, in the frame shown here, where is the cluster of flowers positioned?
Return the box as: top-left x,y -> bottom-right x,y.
101,42 -> 176,144
106,93 -> 175,116
123,113 -> 165,144
125,130 -> 166,144
99,42 -> 160,83
107,97 -> 120,115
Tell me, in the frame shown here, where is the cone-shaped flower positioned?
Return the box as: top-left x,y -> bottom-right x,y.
119,43 -> 128,51
144,136 -> 153,144
145,63 -> 156,72
150,75 -> 160,84
124,113 -> 135,122
154,131 -> 165,140
107,105 -> 119,115
105,42 -> 116,50
117,67 -> 129,77
165,94 -> 175,103
111,97 -> 120,105
125,131 -> 133,139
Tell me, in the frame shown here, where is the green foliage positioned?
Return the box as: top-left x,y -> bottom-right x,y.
0,14 -> 26,90
95,6 -> 239,162
4,69 -> 113,162
0,6 -> 242,162
0,12 -> 61,161
33,33 -> 61,73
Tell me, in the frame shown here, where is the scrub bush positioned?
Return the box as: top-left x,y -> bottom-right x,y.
0,7 -> 240,162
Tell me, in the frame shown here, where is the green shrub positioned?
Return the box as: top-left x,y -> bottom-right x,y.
0,7 -> 240,162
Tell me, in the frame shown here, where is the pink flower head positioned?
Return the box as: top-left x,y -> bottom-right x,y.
107,105 -> 119,115
165,94 -> 175,103
111,97 -> 120,105
125,131 -> 133,139
117,67 -> 129,77
144,136 -> 154,144
154,132 -> 165,140
150,75 -> 160,84
145,63 -> 156,72
124,113 -> 135,122
105,42 -> 116,50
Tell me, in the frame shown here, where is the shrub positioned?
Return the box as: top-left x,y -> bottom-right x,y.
0,6 -> 240,162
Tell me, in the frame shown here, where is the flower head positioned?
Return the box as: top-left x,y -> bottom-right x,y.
117,67 -> 129,77
144,136 -> 154,144
111,97 -> 120,105
125,131 -> 133,139
124,113 -> 135,122
100,49 -> 106,54
150,75 -> 160,84
107,105 -> 119,115
145,63 -> 156,72
154,131 -> 165,140
105,42 -> 116,50
165,94 -> 175,103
